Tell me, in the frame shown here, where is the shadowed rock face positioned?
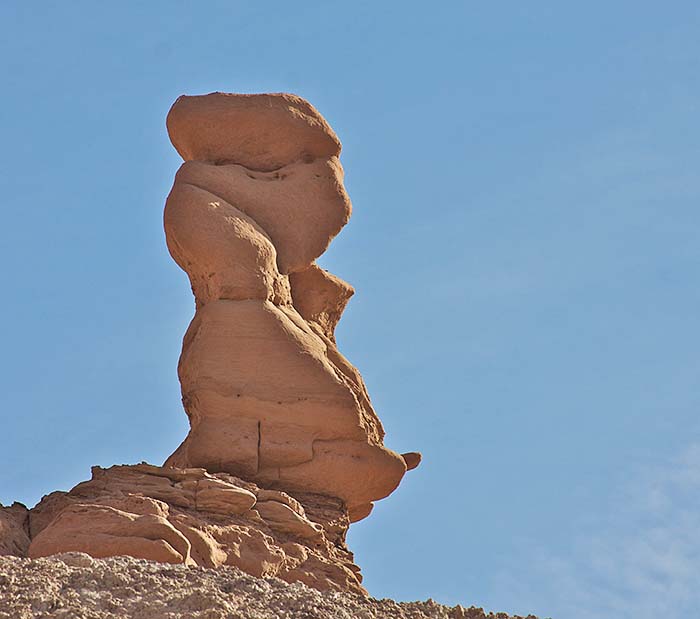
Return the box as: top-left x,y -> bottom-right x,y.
163,92 -> 420,521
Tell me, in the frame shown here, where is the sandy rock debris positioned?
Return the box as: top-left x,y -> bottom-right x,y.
0,553 -> 539,619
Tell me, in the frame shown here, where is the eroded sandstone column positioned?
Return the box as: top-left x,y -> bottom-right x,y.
163,92 -> 420,522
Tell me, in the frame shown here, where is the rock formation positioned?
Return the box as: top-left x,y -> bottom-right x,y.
21,463 -> 364,593
0,93 -> 420,594
162,93 -> 420,523
0,503 -> 30,557
0,554 -> 538,619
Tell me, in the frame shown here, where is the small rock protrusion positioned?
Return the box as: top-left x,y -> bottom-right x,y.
402,452 -> 422,471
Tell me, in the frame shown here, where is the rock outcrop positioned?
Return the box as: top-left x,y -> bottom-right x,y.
3,463 -> 363,594
0,92 -> 421,595
163,92 -> 420,522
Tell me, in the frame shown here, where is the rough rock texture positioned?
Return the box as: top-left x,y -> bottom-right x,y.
174,157 -> 351,275
0,554 -> 540,619
0,503 -> 30,557
8,463 -> 364,594
164,92 -> 419,521
167,93 -> 341,171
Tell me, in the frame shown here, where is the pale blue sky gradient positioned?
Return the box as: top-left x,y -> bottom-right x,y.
1,3 -> 699,618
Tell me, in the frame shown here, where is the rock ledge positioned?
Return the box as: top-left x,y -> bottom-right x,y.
2,462 -> 364,594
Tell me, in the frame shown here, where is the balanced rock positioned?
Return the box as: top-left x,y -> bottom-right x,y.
164,92 -> 420,521
174,157 -> 351,274
0,503 -> 30,557
167,93 -> 341,171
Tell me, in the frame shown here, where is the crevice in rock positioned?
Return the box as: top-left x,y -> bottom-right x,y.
210,155 -> 319,173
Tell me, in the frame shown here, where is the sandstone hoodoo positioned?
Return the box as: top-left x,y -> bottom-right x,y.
163,93 -> 420,523
0,92 -> 420,593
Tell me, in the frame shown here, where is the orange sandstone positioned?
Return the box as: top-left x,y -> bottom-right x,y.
23,463 -> 365,593
0,93 -> 420,594
163,92 -> 419,522
166,93 -> 341,171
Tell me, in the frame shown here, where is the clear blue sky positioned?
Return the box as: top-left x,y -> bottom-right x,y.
1,3 -> 699,618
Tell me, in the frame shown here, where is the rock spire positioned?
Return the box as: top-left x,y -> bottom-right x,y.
163,92 -> 420,522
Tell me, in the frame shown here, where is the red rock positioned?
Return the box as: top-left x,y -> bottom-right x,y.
29,503 -> 192,565
0,503 -> 30,556
402,452 -> 423,471
23,464 -> 365,593
289,264 -> 355,341
254,500 -> 323,541
174,158 -> 350,274
163,93 -> 420,518
164,182 -> 291,306
0,94 -> 422,596
167,93 -> 341,171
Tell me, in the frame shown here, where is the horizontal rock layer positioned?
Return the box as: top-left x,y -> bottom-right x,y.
0,463 -> 364,594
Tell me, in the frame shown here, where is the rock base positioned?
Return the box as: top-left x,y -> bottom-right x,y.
0,463 -> 363,594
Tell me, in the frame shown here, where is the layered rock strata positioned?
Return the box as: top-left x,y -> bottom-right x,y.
1,463 -> 364,593
0,554 -> 538,619
163,93 -> 420,522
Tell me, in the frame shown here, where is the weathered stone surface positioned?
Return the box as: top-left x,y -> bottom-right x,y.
194,479 -> 257,515
164,182 -> 291,306
167,92 -> 341,171
29,502 -> 192,565
0,94 -> 422,597
0,554 -> 538,619
255,488 -> 305,515
165,298 -> 407,512
347,502 -> 374,524
164,92 -> 419,519
0,503 -> 30,557
402,451 -> 423,471
174,158 -> 351,274
22,464 -> 364,594
289,264 -> 355,341
255,500 -> 323,541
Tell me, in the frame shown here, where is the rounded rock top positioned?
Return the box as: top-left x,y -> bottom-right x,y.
166,92 -> 341,171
